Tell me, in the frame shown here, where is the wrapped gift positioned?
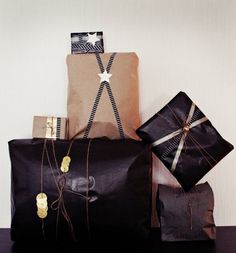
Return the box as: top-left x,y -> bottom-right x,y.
71,31 -> 104,54
32,116 -> 68,140
9,138 -> 152,242
136,91 -> 234,191
67,52 -> 140,140
157,182 -> 216,241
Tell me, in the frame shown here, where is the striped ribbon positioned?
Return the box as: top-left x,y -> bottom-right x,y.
152,103 -> 208,173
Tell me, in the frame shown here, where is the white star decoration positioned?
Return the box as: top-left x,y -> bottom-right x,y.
86,32 -> 100,46
98,70 -> 112,83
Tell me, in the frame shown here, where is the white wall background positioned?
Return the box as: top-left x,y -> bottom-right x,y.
0,0 -> 235,228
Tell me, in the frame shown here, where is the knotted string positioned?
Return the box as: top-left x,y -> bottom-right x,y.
42,139 -> 92,241
43,140 -> 77,241
155,104 -> 218,171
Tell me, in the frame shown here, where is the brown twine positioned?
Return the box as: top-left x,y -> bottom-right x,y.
40,139 -> 47,240
160,104 -> 219,169
41,138 -> 92,241
166,104 -> 185,128
86,139 -> 92,240
44,140 -> 77,241
187,133 -> 218,165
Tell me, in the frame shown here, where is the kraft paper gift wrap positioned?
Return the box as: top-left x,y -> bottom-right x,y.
67,52 -> 140,140
136,91 -> 234,191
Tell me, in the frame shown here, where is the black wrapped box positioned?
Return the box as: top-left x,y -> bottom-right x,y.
9,138 -> 152,242
157,182 -> 216,241
136,91 -> 234,191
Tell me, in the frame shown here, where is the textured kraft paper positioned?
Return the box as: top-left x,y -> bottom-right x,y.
32,116 -> 68,139
67,52 -> 140,140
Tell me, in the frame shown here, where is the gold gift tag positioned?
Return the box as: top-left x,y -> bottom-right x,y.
60,156 -> 71,173
36,192 -> 48,219
37,202 -> 48,209
37,207 -> 48,213
36,193 -> 47,202
37,210 -> 48,219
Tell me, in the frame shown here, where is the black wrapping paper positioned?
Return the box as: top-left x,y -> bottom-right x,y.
136,91 -> 234,191
9,138 -> 152,242
157,182 -> 216,241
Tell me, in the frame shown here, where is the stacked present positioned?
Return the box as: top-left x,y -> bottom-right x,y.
8,32 -> 233,243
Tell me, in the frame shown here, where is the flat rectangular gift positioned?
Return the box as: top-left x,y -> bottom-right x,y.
157,182 -> 216,241
67,52 -> 140,140
32,116 -> 68,140
9,138 -> 152,242
136,91 -> 234,191
71,32 -> 104,54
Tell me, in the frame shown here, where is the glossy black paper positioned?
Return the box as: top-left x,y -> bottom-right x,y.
157,182 -> 216,241
9,138 -> 152,242
136,91 -> 234,191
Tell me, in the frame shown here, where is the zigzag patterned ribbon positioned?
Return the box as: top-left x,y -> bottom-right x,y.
152,103 -> 208,173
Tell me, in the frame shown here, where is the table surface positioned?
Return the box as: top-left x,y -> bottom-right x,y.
0,227 -> 236,253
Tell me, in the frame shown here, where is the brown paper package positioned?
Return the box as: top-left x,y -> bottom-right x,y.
67,52 -> 141,140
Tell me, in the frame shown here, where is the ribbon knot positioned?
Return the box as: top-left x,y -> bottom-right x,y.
183,125 -> 190,134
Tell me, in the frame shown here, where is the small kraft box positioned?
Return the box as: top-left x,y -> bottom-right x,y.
32,116 -> 68,139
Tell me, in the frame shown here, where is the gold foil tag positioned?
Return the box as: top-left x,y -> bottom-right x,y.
36,193 -> 47,202
60,156 -> 71,173
37,210 -> 48,219
36,192 -> 48,219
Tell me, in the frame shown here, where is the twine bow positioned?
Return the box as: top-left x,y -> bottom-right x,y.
152,103 -> 209,173
42,139 -> 93,241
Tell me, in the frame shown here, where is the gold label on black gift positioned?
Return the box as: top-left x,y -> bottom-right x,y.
60,156 -> 71,173
36,192 -> 48,219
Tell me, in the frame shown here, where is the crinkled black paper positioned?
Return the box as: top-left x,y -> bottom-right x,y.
157,182 -> 216,241
9,138 -> 152,242
136,91 -> 234,191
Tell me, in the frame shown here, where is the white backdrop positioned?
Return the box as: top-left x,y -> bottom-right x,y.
0,0 -> 235,228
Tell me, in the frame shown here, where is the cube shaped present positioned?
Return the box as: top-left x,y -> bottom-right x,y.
32,116 -> 68,140
136,91 -> 234,191
157,182 -> 216,241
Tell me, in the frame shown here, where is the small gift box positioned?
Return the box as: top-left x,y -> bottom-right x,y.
71,31 -> 104,54
157,182 -> 216,241
136,91 -> 234,191
32,116 -> 68,139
